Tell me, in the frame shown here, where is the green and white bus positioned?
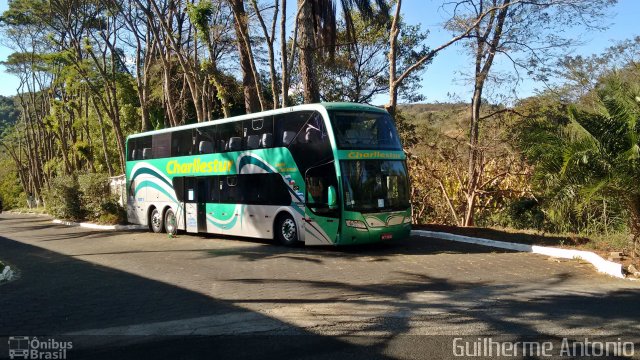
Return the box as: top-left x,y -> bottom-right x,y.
125,102 -> 411,245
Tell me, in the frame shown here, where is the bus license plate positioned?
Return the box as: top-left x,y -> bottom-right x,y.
381,233 -> 393,240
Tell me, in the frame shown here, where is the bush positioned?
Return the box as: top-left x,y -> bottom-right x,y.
488,198 -> 546,231
78,173 -> 110,221
44,175 -> 84,221
98,200 -> 127,225
43,173 -> 128,223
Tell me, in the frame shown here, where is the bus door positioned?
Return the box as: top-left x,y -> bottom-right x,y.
304,162 -> 340,245
184,177 -> 208,233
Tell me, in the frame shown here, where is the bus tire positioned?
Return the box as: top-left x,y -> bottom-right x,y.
164,208 -> 177,236
149,207 -> 163,233
275,213 -> 299,246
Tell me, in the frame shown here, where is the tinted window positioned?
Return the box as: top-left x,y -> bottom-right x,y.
127,136 -> 152,161
196,177 -> 209,203
329,111 -> 402,150
341,160 -> 410,212
194,125 -> 216,154
173,177 -> 185,202
218,122 -> 243,152
245,116 -> 274,149
274,111 -> 312,147
171,130 -> 194,156
220,175 -> 242,203
288,112 -> 333,174
305,161 -> 339,218
152,133 -> 171,159
241,173 -> 290,205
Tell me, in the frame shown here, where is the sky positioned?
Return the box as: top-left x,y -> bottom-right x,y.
0,0 -> 638,104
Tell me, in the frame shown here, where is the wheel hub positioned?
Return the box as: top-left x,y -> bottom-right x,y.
282,219 -> 296,241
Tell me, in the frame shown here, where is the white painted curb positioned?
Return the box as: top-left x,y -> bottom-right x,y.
412,230 -> 625,278
52,219 -> 146,231
0,266 -> 15,282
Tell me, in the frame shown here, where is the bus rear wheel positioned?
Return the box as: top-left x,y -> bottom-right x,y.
150,208 -> 163,233
275,213 -> 299,246
164,208 -> 177,236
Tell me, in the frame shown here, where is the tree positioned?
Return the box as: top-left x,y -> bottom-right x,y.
519,73 -> 640,256
228,0 -> 264,113
295,0 -> 389,104
445,0 -> 615,226
317,10 -> 428,104
251,0 -> 280,109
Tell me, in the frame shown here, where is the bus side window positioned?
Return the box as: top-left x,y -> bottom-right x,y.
245,116 -> 273,149
127,138 -> 136,161
218,122 -> 243,152
195,126 -> 216,154
137,136 -> 152,160
220,175 -> 242,203
171,130 -> 195,157
274,112 -> 309,147
153,133 -> 171,158
288,112 -> 333,174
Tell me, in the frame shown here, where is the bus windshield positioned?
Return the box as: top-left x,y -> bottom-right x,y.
341,160 -> 410,213
329,111 -> 402,150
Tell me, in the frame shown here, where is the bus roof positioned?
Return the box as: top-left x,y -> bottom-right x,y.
126,102 -> 388,140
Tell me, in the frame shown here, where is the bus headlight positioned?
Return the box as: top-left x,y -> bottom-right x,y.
346,220 -> 367,229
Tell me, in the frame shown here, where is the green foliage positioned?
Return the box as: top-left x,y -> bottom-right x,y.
0,95 -> 18,133
44,175 -> 84,221
517,71 -> 640,250
77,172 -> 110,220
0,157 -> 23,209
490,198 -> 546,231
317,6 -> 429,103
42,173 -> 126,224
77,172 -> 126,224
98,201 -> 127,225
394,110 -> 419,148
186,1 -> 213,43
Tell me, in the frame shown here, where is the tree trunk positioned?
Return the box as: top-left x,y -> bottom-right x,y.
464,0 -> 509,227
297,0 -> 320,103
251,0 -> 279,109
229,0 -> 262,113
91,97 -> 114,177
385,0 -> 402,117
465,86 -> 483,226
280,0 -> 288,107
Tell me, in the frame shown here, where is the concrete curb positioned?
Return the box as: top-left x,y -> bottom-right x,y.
51,219 -> 146,231
0,265 -> 15,282
412,229 -> 625,279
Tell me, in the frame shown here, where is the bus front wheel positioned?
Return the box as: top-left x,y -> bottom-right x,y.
276,213 -> 299,246
150,208 -> 163,233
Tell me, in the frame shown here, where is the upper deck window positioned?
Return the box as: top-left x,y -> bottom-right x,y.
329,111 -> 402,150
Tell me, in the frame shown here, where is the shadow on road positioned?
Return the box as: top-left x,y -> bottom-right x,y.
0,234 -> 401,359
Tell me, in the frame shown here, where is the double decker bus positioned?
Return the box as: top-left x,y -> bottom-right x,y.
125,102 -> 411,245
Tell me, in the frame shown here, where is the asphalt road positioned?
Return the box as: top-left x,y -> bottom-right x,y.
1,212 -> 639,359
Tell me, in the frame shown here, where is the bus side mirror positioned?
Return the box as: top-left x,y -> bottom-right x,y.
328,185 -> 337,209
